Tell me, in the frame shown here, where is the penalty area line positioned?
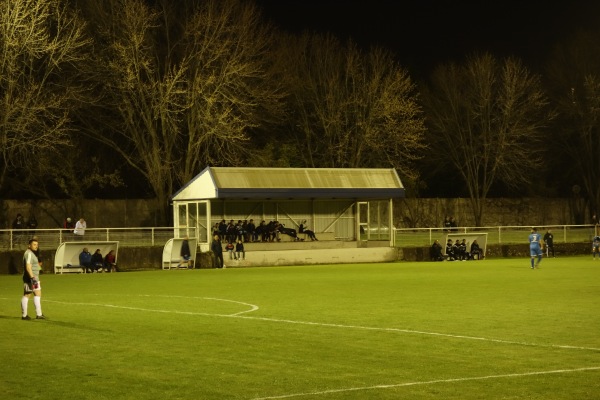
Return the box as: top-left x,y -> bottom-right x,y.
231,314 -> 600,353
249,366 -> 600,400
41,297 -> 600,353
44,298 -> 258,317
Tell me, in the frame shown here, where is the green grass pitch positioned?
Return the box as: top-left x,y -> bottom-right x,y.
1,256 -> 599,399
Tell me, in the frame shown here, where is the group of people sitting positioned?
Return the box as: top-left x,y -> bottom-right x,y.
430,238 -> 483,261
79,248 -> 117,273
212,219 -> 318,243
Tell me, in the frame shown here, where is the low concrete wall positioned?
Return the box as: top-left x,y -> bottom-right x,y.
216,247 -> 398,268
400,243 -> 592,261
1,246 -> 166,275
2,241 -> 593,275
1,243 -> 396,274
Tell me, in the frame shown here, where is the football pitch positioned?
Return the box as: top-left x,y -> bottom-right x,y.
1,257 -> 599,399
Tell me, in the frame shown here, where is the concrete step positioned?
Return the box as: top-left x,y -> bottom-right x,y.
236,240 -> 359,252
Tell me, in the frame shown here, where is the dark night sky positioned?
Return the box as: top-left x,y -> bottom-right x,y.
256,0 -> 600,78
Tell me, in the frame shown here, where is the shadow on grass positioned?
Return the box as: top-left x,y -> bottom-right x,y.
0,314 -> 112,332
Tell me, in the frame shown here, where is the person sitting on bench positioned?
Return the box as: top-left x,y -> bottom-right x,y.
299,220 -> 318,241
446,239 -> 456,261
91,249 -> 104,272
470,240 -> 483,260
277,222 -> 299,240
79,248 -> 93,273
104,250 -> 118,272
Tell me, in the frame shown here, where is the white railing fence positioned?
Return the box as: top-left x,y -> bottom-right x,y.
0,227 -> 197,251
2,224 -> 596,251
392,224 -> 599,248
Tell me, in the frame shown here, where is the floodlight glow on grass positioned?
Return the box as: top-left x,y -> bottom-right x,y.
0,257 -> 599,399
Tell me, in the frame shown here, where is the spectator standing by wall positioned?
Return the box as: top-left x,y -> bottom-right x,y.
27,215 -> 38,236
21,238 -> 45,320
443,216 -> 451,232
211,235 -> 224,268
449,217 -> 458,232
63,217 -> 75,230
74,218 -> 86,240
543,229 -> 555,257
12,213 -> 25,246
212,223 -> 220,239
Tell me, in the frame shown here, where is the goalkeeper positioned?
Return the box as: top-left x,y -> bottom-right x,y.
21,238 -> 46,320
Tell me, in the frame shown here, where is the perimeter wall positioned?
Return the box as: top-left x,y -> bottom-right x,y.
1,197 -> 590,230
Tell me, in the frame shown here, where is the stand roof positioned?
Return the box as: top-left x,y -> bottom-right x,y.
172,167 -> 405,201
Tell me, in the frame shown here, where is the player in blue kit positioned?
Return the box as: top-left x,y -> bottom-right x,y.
593,234 -> 600,259
529,227 -> 543,269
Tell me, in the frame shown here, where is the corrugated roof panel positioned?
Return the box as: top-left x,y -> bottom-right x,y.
172,167 -> 404,201
211,168 -> 401,189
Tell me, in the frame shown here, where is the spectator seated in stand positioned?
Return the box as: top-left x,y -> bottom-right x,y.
246,219 -> 256,242
299,220 -> 318,241
277,222 -> 299,241
235,239 -> 245,260
226,220 -> 237,244
266,221 -> 279,241
225,241 -> 236,260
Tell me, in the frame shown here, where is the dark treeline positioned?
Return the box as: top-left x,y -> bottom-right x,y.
1,0 -> 598,225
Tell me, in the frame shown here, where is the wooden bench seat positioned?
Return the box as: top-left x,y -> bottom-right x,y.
55,264 -> 86,274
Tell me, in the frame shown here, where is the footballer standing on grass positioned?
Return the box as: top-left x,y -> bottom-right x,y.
529,227 -> 543,269
21,238 -> 46,320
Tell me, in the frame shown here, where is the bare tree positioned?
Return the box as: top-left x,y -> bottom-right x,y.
79,0 -> 282,222
0,0 -> 91,194
278,33 -> 426,181
422,53 -> 551,226
178,0 -> 284,183
546,30 -> 600,222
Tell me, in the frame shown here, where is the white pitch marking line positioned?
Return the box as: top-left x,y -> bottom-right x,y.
231,314 -> 600,352
45,295 -> 259,317
136,295 -> 259,315
249,366 -> 600,400
40,297 -> 600,352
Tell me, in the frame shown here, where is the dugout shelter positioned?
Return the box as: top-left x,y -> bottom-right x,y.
162,237 -> 198,270
442,233 -> 488,259
54,241 -> 119,274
